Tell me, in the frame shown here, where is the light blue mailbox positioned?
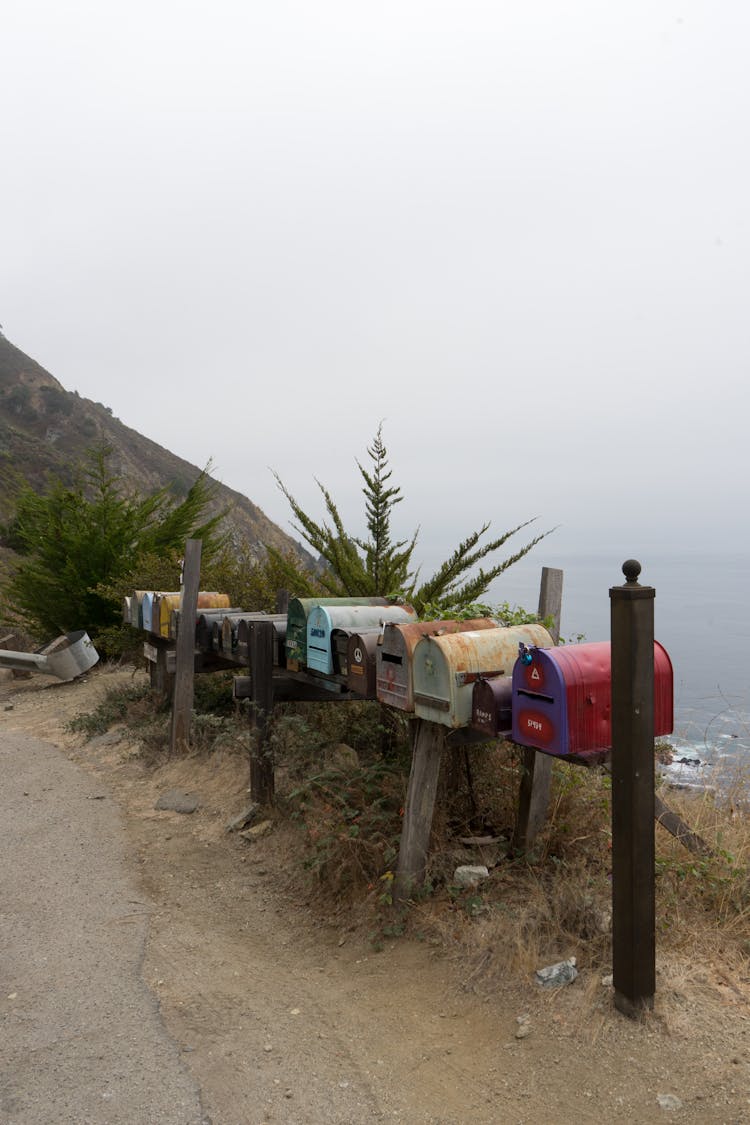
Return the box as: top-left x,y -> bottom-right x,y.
306,603 -> 417,676
141,592 -> 155,634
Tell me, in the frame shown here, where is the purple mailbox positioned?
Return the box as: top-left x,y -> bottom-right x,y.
511,640 -> 673,760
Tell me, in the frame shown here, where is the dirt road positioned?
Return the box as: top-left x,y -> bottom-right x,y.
1,666 -> 749,1124
0,729 -> 206,1124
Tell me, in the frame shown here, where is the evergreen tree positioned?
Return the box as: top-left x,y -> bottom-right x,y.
2,446 -> 226,641
273,425 -> 551,613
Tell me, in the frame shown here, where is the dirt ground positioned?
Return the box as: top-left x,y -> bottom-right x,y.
1,664 -> 749,1125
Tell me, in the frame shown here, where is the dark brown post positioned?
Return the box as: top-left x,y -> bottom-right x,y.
610,558 -> 656,1016
513,566 -> 564,851
276,589 -> 290,615
170,539 -> 202,753
394,719 -> 445,906
249,619 -> 275,805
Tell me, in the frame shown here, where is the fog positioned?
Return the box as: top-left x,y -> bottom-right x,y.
3,2 -> 749,588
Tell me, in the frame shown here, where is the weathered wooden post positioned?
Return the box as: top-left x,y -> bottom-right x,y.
394,719 -> 445,906
170,539 -> 202,753
513,566 -> 563,850
249,619 -> 275,806
610,558 -> 656,1016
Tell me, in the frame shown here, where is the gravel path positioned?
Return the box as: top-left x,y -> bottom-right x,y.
0,730 -> 207,1124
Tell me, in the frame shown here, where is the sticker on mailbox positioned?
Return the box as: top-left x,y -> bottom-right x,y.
522,659 -> 546,692
517,709 -> 555,746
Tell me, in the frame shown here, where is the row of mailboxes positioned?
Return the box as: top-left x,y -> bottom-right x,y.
285,597 -> 395,669
306,603 -> 418,675
341,619 -> 554,727
125,591 -> 231,637
411,624 -> 555,728
130,588 -> 674,755
466,640 -> 674,758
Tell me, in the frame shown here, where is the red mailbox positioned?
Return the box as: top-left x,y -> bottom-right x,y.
511,641 -> 673,760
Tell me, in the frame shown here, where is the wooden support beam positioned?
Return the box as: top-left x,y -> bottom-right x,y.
170,539 -> 202,754
148,639 -> 175,702
394,720 -> 445,906
512,566 -> 563,852
249,619 -> 276,806
654,794 -> 714,858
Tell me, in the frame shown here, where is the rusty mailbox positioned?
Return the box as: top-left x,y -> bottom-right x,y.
411,624 -> 555,728
511,640 -> 674,759
306,603 -> 417,676
156,592 -> 230,638
285,597 -> 393,670
376,619 -> 498,712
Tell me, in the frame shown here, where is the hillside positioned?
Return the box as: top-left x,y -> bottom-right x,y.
0,332 -> 310,564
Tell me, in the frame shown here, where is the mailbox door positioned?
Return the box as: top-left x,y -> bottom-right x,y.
306,605 -> 333,674
471,676 -> 513,737
158,594 -> 181,638
141,593 -> 154,634
347,631 -> 381,697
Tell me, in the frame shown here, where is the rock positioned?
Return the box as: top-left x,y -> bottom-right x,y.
515,1015 -> 532,1040
226,802 -> 261,833
535,957 -> 578,988
86,730 -> 123,749
154,789 -> 200,814
324,743 -> 360,772
239,819 -> 273,841
596,908 -> 612,934
601,974 -> 614,988
453,865 -> 490,888
657,1093 -> 683,1111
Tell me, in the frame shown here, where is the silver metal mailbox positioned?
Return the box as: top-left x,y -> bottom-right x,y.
411,623 -> 554,728
285,597 -> 392,669
376,619 -> 497,712
306,604 -> 417,676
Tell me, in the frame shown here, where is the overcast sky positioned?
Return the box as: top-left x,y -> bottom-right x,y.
2,2 -> 748,601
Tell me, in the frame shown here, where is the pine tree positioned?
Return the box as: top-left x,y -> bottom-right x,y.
2,446 -> 226,640
272,425 -> 551,613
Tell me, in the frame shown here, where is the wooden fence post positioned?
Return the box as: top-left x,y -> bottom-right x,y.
513,566 -> 563,851
249,619 -> 275,805
394,719 -> 445,906
170,539 -> 202,754
610,559 -> 656,1016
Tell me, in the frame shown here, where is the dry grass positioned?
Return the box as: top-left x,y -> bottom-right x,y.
406,749 -> 750,994
69,677 -> 750,983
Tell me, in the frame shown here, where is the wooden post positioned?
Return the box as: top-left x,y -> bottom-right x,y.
150,638 -> 175,703
249,619 -> 275,806
170,539 -> 202,754
513,566 -> 564,851
276,589 -> 290,615
610,558 -> 656,1016
394,719 -> 445,906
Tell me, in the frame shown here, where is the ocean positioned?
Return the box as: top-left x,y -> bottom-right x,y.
490,550 -> 750,794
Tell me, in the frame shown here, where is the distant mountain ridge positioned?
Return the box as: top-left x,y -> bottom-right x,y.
0,332 -> 309,563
